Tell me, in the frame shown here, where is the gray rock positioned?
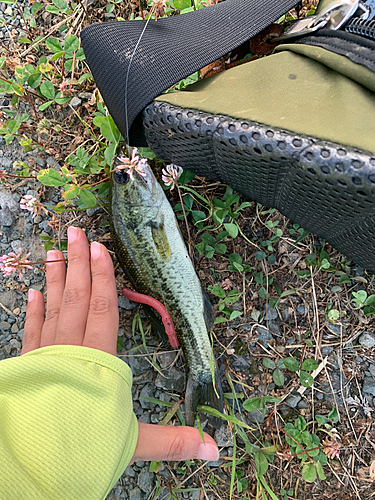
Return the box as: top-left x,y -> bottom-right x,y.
157,351 -> 176,369
285,393 -> 301,408
155,488 -> 170,500
10,324 -> 19,334
125,466 -> 136,478
30,283 -> 44,291
256,326 -> 273,347
39,221 -> 52,234
268,320 -> 280,334
46,156 -> 59,168
321,346 -> 334,356
118,295 -> 137,310
18,329 -> 24,341
281,308 -> 290,321
158,392 -> 171,404
33,157 -> 46,167
70,96 -> 82,108
0,290 -> 18,310
247,410 -> 265,424
206,459 -> 223,467
137,469 -> 154,494
214,425 -> 233,447
139,384 -> 154,409
0,322 -> 10,331
359,332 -> 375,348
0,157 -> 12,169
363,378 -> 375,396
265,305 -> 278,321
78,92 -> 93,100
297,305 -> 306,315
369,364 -> 375,378
9,338 -> 21,348
150,414 -> 160,424
155,366 -> 185,393
0,189 -> 18,213
126,355 -> 150,378
0,207 -> 13,226
297,400 -> 308,409
158,465 -> 171,480
321,370 -> 348,407
327,322 -> 343,335
33,215 -> 43,224
231,355 -> 249,371
129,488 -> 142,500
86,207 -> 104,217
137,412 -> 151,424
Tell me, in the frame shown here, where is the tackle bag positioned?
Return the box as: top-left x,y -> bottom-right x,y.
81,0 -> 375,272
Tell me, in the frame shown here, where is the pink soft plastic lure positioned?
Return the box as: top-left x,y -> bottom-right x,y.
122,287 -> 180,348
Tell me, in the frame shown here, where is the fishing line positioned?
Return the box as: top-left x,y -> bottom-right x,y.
124,6 -> 156,148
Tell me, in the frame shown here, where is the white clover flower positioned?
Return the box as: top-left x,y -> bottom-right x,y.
0,249 -> 32,279
162,164 -> 183,190
115,148 -> 148,180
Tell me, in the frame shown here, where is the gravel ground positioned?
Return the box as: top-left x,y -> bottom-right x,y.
1,133 -> 375,499
1,0 -> 375,497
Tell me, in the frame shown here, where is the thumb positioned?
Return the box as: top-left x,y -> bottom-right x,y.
131,423 -> 219,463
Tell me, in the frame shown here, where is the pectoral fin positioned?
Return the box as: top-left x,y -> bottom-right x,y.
151,221 -> 172,262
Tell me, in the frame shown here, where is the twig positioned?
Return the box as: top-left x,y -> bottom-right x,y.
0,302 -> 14,316
76,0 -> 91,24
297,356 -> 328,395
310,264 -> 321,358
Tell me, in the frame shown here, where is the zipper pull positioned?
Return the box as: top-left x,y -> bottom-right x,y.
276,0 -> 368,42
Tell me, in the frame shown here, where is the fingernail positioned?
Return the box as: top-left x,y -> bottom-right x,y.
91,242 -> 102,260
46,250 -> 58,265
68,226 -> 78,243
197,443 -> 219,461
28,289 -> 36,302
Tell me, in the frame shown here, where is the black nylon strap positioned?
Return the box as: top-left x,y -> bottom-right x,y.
296,29 -> 375,73
81,0 -> 298,146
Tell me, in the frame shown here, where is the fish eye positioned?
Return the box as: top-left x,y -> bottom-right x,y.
114,170 -> 130,184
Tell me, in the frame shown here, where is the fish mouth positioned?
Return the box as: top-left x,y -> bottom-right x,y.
111,169 -> 163,208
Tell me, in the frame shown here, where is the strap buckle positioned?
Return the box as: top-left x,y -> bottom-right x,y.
276,0 -> 370,41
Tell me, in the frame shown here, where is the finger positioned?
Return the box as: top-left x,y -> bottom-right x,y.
40,250 -> 66,347
21,289 -> 45,355
131,423 -> 219,463
55,227 -> 91,345
83,242 -> 118,356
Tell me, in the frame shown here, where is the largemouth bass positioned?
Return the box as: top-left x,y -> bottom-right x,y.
110,162 -> 223,426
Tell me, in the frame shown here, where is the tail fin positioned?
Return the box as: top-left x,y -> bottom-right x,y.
185,363 -> 223,427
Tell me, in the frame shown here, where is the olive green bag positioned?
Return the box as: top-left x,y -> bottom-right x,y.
82,0 -> 375,271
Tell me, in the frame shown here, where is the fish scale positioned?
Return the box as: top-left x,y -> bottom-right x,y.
110,165 -> 223,426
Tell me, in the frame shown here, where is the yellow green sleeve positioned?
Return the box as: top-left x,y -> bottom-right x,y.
0,345 -> 139,500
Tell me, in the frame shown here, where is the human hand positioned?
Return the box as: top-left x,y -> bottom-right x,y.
22,226 -> 219,463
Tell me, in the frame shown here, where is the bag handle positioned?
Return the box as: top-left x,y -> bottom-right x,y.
81,0 -> 298,146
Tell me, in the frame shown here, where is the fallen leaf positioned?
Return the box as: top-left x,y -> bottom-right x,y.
369,459 -> 375,479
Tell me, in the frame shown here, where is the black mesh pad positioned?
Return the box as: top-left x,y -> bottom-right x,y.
80,0 -> 298,145
143,101 -> 375,272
